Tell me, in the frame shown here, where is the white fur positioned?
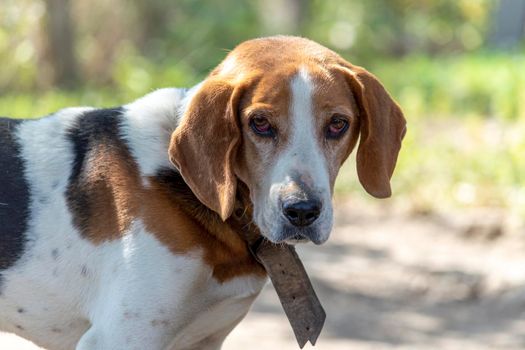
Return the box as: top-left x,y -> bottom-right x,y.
219,55 -> 238,76
0,90 -> 266,350
121,88 -> 185,177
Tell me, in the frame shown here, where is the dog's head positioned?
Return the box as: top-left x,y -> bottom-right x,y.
169,36 -> 406,245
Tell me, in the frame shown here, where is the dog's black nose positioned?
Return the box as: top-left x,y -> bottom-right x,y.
282,200 -> 321,227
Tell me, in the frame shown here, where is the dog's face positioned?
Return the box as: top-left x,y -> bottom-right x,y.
233,67 -> 360,244
170,36 -> 406,245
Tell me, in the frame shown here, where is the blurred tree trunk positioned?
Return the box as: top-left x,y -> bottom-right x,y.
44,0 -> 79,88
258,0 -> 310,35
490,0 -> 525,48
133,0 -> 172,55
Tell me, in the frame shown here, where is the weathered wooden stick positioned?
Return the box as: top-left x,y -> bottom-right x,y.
254,240 -> 326,348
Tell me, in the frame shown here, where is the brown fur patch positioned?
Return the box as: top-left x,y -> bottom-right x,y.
77,160 -> 264,282
308,65 -> 361,186
66,109 -> 139,243
74,143 -> 140,243
142,170 -> 265,282
67,112 -> 264,283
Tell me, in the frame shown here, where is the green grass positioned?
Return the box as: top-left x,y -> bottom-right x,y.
2,52 -> 524,215
369,52 -> 525,215
334,116 -> 525,218
0,90 -> 121,118
370,52 -> 525,121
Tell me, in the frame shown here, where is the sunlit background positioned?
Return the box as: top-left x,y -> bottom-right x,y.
1,0 -> 525,349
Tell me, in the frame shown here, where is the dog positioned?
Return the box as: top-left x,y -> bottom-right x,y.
0,36 -> 406,349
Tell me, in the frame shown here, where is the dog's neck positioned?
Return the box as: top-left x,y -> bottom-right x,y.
149,168 -> 266,281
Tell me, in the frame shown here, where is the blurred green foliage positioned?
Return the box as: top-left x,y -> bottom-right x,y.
2,52 -> 524,122
0,0 -> 500,93
336,116 -> 525,217
373,53 -> 525,121
1,0 -> 524,214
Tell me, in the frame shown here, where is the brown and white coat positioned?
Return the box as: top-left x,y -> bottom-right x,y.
0,36 -> 406,350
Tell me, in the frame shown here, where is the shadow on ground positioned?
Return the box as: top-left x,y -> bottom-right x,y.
227,201 -> 525,349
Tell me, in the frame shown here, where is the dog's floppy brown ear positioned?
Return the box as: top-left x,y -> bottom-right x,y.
169,79 -> 242,221
340,64 -> 407,198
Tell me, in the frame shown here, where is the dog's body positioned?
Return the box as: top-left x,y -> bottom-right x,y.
0,89 -> 266,350
0,36 -> 405,349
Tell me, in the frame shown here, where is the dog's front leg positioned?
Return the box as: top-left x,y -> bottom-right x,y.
76,321 -> 174,350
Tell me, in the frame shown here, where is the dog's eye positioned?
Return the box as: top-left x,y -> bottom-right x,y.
250,115 -> 274,137
326,115 -> 349,139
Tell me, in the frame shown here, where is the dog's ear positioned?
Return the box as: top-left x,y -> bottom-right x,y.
338,63 -> 407,198
169,79 -> 243,221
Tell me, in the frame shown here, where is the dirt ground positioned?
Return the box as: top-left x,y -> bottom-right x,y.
2,199 -> 525,349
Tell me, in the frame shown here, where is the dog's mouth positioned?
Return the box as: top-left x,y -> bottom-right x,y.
252,206 -> 329,245
255,224 -> 312,245
255,235 -> 309,249
284,234 -> 310,245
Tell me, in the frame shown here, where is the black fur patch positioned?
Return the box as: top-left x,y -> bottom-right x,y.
0,118 -> 30,278
65,107 -> 126,236
154,168 -> 222,224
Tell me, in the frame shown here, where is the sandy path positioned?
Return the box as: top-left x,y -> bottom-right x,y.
2,201 -> 525,349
